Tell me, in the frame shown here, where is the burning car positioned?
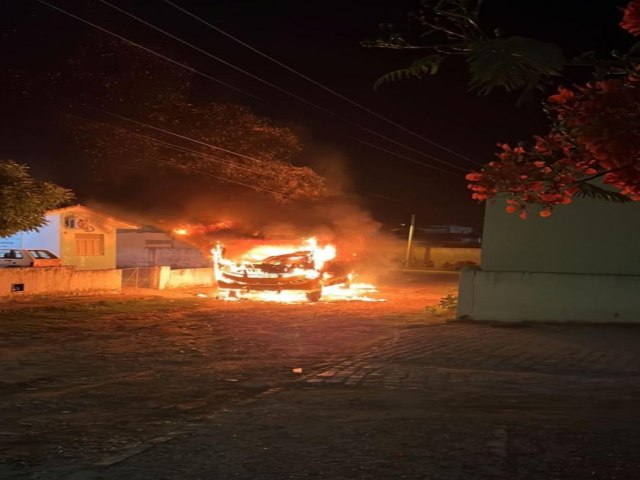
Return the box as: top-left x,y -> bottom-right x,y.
213,239 -> 351,302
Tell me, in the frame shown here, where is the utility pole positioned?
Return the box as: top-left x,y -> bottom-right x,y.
404,214 -> 416,268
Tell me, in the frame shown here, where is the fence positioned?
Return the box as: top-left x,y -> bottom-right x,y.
121,267 -> 160,289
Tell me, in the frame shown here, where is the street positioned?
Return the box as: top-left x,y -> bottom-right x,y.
2,271 -> 640,479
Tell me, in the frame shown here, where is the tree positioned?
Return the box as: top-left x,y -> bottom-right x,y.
72,100 -> 327,203
61,40 -> 327,203
366,0 -> 640,217
0,160 -> 73,236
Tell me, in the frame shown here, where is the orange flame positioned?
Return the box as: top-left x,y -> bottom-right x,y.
211,237 -> 383,303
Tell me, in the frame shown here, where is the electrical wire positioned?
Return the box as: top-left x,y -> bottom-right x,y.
127,131 -> 276,179
347,136 -> 457,175
163,0 -> 482,166
125,128 -> 409,203
36,0 -> 264,102
89,105 -> 278,165
95,117 -> 409,203
92,0 -> 468,173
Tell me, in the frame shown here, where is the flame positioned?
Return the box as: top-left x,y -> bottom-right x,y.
173,221 -> 236,237
211,237 -> 383,303
217,281 -> 383,303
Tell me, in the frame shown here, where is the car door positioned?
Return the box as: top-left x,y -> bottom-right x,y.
0,249 -> 13,267
0,249 -> 23,267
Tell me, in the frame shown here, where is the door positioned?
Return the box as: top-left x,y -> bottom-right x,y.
0,249 -> 27,268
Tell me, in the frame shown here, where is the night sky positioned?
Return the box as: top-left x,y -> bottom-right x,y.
1,0 -> 631,231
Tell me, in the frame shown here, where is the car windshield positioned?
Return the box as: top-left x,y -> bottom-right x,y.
28,250 -> 57,259
262,251 -> 313,268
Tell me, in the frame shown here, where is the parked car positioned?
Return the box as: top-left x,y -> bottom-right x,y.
0,249 -> 63,268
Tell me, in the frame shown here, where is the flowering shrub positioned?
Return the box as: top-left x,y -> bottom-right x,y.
549,78 -> 640,201
621,0 -> 640,36
466,1 -> 640,218
466,135 -> 597,218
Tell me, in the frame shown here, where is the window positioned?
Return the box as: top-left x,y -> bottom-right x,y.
28,250 -> 57,259
75,234 -> 105,256
0,249 -> 23,259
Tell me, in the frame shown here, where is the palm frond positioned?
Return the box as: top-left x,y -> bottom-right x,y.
374,55 -> 444,90
467,36 -> 565,97
573,182 -> 632,203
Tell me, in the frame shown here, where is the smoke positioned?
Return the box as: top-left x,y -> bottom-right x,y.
82,143 -> 407,278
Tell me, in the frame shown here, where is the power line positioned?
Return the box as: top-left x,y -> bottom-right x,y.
188,167 -> 286,197
36,0 -> 264,102
89,105 -> 277,165
347,136 -> 457,176
127,131 -> 274,178
93,0 -> 467,173
66,102 -> 422,202
163,0 -> 482,167
96,117 -> 410,203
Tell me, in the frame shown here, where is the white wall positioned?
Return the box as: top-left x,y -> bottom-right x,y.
163,268 -> 214,289
457,190 -> 640,322
0,267 -> 122,300
482,195 -> 640,275
117,232 -> 210,268
0,214 -> 61,253
458,268 -> 640,323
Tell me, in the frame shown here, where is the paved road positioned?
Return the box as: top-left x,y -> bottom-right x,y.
307,322 -> 640,389
3,273 -> 640,479
59,322 -> 640,480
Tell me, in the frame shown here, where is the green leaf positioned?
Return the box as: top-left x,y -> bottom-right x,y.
467,36 -> 565,97
573,182 -> 632,203
374,55 -> 444,89
629,41 -> 640,55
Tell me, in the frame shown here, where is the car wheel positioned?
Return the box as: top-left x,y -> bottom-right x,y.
305,290 -> 322,302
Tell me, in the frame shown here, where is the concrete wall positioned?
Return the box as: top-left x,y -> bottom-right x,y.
481,195 -> 640,275
403,245 -> 480,269
163,268 -> 214,289
117,232 -> 210,268
457,268 -> 640,323
0,267 -> 122,301
428,247 -> 480,268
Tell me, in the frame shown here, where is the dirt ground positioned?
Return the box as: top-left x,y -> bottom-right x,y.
0,271 -> 459,479
4,270 -> 640,479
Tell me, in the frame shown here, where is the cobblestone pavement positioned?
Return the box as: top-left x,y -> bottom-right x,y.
305,322 -> 640,390
65,322 -> 640,480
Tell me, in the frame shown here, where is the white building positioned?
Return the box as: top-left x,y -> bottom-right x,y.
116,228 -> 211,269
0,205 -> 137,270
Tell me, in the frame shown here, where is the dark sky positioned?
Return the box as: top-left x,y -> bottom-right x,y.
1,0 -> 631,230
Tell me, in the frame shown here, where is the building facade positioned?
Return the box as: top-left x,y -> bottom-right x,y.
0,205 -> 137,270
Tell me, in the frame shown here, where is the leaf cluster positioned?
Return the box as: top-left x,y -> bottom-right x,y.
0,161 -> 74,237
366,0 -> 638,103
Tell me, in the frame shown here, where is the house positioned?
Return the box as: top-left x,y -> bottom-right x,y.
457,194 -> 640,322
116,227 -> 211,269
0,205 -> 137,270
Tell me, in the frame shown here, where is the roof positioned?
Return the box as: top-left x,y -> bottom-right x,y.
47,204 -> 139,229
